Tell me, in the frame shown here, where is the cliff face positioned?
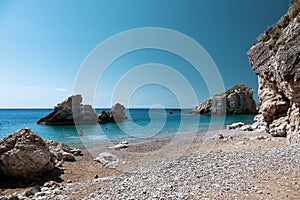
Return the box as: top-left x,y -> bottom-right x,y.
192,85 -> 257,115
248,2 -> 300,143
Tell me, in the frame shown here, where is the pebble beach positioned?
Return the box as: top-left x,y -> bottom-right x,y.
1,130 -> 300,200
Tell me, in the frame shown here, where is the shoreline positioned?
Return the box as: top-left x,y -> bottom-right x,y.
1,129 -> 299,199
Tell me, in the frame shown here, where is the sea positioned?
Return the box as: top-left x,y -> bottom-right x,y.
0,109 -> 255,149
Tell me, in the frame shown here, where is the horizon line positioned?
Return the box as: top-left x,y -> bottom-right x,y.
0,106 -> 194,109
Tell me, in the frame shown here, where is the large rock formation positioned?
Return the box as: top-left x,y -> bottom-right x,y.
192,85 -> 257,115
37,94 -> 97,125
97,103 -> 127,124
0,128 -> 55,180
247,1 -> 300,143
0,128 -> 83,181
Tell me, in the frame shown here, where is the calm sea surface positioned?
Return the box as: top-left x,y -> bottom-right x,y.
0,109 -> 255,148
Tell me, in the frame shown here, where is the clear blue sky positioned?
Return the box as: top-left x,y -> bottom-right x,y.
0,0 -> 289,108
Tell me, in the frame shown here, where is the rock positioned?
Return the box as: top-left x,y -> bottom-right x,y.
43,181 -> 58,188
109,141 -> 129,149
45,140 -> 81,162
97,103 -> 127,124
192,85 -> 257,115
236,141 -> 247,145
218,134 -> 224,139
239,125 -> 254,131
227,122 -> 245,130
0,128 -> 55,180
37,94 -> 97,125
94,152 -> 119,169
247,3 -> 300,142
24,186 -> 41,197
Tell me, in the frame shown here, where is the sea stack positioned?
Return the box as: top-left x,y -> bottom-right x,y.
247,1 -> 300,142
192,84 -> 257,115
97,103 -> 127,124
37,94 -> 97,125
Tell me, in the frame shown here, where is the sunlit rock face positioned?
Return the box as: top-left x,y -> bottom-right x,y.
248,3 -> 300,143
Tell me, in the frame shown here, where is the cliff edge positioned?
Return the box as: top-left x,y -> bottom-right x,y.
247,0 -> 300,143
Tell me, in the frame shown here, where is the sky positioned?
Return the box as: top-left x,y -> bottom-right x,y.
0,0 -> 289,108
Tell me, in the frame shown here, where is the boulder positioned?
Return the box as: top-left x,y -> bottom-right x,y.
247,2 -> 300,142
37,94 -> 97,125
109,141 -> 129,150
97,103 -> 127,124
94,152 -> 119,169
227,122 -> 245,130
192,85 -> 257,115
0,128 -> 55,180
45,140 -> 82,162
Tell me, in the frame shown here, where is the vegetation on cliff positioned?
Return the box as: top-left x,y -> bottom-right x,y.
259,0 -> 300,52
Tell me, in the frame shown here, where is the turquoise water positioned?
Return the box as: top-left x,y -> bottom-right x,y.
0,109 -> 255,148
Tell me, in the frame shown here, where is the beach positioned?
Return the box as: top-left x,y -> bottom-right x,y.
1,129 -> 299,199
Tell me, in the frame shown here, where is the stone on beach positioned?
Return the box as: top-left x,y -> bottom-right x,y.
227,122 -> 245,130
0,128 -> 83,182
0,128 -> 55,180
109,141 -> 129,150
45,140 -> 82,162
94,152 -> 119,169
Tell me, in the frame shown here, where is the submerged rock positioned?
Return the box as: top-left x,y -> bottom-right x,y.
192,85 -> 257,115
247,2 -> 300,142
97,103 -> 127,124
0,128 -> 55,180
37,94 -> 97,125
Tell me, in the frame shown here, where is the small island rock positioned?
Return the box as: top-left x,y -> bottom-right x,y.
98,103 -> 127,124
37,94 -> 97,125
192,85 -> 257,115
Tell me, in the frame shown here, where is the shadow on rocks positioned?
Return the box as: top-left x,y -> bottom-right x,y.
0,167 -> 63,189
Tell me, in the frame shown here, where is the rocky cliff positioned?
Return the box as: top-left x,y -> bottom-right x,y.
192,85 -> 257,115
37,94 -> 97,125
247,1 -> 300,143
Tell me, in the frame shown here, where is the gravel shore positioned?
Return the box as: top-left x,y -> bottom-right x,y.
1,130 -> 300,200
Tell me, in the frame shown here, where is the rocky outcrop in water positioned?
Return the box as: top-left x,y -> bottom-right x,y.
0,128 -> 55,180
97,103 -> 127,124
37,94 -> 97,125
247,1 -> 300,143
192,85 -> 257,115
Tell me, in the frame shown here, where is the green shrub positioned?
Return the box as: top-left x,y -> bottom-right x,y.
225,84 -> 247,95
289,0 -> 300,18
277,38 -> 287,47
278,15 -> 291,30
268,40 -> 276,50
